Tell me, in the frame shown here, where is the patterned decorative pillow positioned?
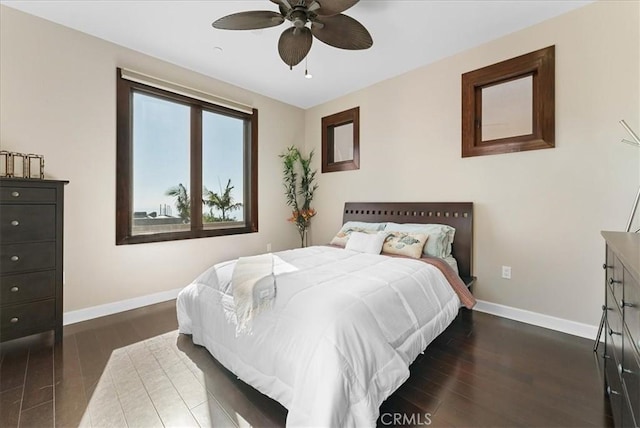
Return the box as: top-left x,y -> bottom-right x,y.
329,227 -> 373,247
329,221 -> 387,247
384,223 -> 455,258
382,232 -> 428,259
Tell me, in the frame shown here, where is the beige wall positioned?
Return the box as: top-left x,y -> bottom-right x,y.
0,6 -> 304,312
305,1 -> 640,326
2,2 -> 639,327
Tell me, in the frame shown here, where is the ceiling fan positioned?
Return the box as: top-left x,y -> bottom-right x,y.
212,0 -> 373,68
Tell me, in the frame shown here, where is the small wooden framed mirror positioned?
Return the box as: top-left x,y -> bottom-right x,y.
462,45 -> 555,158
322,107 -> 360,172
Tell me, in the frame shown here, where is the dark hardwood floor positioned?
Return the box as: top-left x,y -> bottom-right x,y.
0,301 -> 612,427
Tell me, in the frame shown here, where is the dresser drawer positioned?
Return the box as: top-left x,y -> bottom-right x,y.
0,242 -> 56,274
624,269 -> 640,353
0,270 -> 55,306
607,352 -> 626,427
0,185 -> 56,203
608,285 -> 624,363
0,205 -> 56,243
0,299 -> 56,341
610,252 -> 625,302
622,343 -> 639,427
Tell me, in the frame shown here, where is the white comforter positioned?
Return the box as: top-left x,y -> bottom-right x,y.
176,246 -> 460,427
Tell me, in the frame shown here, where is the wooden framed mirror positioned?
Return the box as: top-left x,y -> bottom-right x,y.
322,107 -> 360,172
462,46 -> 555,158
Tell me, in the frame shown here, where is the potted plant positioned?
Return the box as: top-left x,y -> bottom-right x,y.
280,146 -> 318,247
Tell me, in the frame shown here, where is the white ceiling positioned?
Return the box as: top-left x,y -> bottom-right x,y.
2,0 -> 592,109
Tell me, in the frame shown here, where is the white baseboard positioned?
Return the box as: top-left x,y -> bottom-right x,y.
62,290 -> 601,342
63,288 -> 182,326
473,299 -> 600,341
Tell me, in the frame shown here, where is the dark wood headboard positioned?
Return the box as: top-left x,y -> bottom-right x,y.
343,202 -> 474,280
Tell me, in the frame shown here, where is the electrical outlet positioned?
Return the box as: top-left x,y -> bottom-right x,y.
501,266 -> 512,279
266,243 -> 272,252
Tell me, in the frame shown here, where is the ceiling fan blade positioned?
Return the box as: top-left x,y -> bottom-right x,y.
212,11 -> 284,30
278,27 -> 313,67
311,14 -> 372,50
270,0 -> 292,12
314,0 -> 359,17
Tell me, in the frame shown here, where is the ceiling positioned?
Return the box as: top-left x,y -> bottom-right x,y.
1,0 -> 592,109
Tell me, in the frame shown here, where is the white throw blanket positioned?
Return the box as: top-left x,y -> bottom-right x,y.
231,253 -> 275,334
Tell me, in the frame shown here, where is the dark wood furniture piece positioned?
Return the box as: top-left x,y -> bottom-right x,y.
1,178 -> 67,343
342,202 -> 475,288
602,231 -> 640,427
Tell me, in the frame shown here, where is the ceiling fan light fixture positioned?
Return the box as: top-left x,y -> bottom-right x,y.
290,10 -> 307,28
304,58 -> 312,79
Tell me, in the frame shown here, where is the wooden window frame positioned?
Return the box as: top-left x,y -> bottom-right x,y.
116,69 -> 258,245
461,46 -> 555,158
322,107 -> 360,173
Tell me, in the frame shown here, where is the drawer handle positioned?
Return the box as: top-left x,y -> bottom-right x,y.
620,299 -> 635,308
608,278 -> 622,285
602,304 -> 611,311
10,220 -> 19,227
11,191 -> 20,198
10,317 -> 19,324
608,328 -> 622,336
10,286 -> 19,293
602,263 -> 612,270
618,363 -> 632,375
10,255 -> 19,262
607,386 -> 620,396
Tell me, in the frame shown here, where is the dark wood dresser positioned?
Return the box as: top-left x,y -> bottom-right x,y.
602,231 -> 640,427
1,178 -> 67,343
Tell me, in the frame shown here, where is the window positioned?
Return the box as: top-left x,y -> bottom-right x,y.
321,107 -> 360,173
116,68 -> 258,245
461,46 -> 555,158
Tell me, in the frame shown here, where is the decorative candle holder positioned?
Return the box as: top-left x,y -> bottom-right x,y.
0,150 -> 10,177
26,154 -> 45,179
11,152 -> 26,178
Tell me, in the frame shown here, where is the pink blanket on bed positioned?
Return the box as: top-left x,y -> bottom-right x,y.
416,256 -> 476,309
327,244 -> 476,309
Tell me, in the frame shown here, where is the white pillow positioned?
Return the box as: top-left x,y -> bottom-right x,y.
341,221 -> 387,231
345,231 -> 387,254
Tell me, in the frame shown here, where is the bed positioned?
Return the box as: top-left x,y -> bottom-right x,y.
177,202 -> 475,427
